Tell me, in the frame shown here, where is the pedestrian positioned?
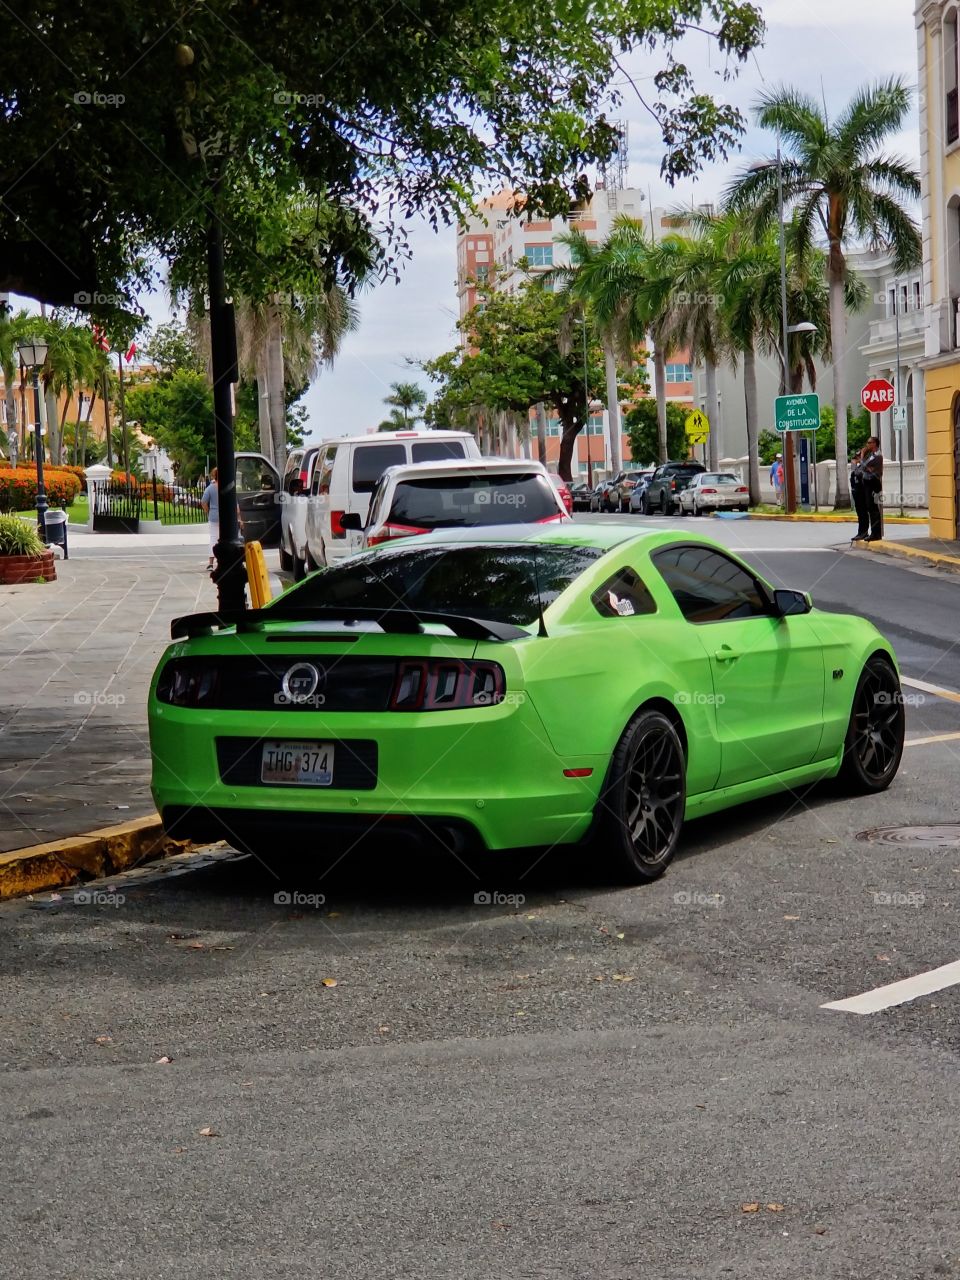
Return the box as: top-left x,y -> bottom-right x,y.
201,466 -> 218,571
851,437 -> 884,542
770,452 -> 784,505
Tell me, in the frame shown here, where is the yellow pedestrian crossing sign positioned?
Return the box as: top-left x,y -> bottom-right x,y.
685,410 -> 709,446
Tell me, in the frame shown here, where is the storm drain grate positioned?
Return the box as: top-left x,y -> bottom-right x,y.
856,825 -> 960,847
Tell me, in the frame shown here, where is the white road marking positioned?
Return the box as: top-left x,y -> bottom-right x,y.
901,676 -> 960,705
904,731 -> 960,747
821,959 -> 960,1015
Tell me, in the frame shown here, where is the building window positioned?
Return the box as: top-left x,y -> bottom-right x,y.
914,279 -> 922,310
525,245 -> 554,268
665,363 -> 692,383
951,19 -> 960,137
475,265 -> 488,283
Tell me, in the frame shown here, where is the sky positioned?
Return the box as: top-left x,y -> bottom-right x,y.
302,0 -> 922,444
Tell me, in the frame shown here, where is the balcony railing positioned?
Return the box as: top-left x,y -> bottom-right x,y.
948,89 -> 959,145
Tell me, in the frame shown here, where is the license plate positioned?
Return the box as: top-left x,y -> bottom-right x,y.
261,740 -> 335,786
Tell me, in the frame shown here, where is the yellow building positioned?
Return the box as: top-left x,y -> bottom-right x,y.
917,0 -> 960,539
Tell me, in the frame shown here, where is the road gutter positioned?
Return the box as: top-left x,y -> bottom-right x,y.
860,540 -> 960,573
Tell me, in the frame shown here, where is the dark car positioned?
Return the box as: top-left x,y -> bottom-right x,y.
642,460 -> 707,515
609,468 -> 652,513
235,452 -> 282,546
589,478 -> 619,512
568,481 -> 593,511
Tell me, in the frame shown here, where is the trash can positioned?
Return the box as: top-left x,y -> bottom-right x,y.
44,509 -> 68,559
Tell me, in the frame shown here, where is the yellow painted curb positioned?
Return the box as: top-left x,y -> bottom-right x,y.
748,512 -> 925,524
0,814 -> 187,901
862,541 -> 960,571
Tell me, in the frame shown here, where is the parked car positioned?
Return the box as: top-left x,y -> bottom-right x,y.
678,472 -> 751,516
279,445 -> 320,578
609,469 -> 652,513
641,460 -> 707,515
548,473 -> 573,515
234,452 -> 282,547
346,458 -> 569,549
152,525 -> 905,884
589,479 -> 617,512
568,481 -> 593,512
628,473 -> 655,512
303,430 -> 481,568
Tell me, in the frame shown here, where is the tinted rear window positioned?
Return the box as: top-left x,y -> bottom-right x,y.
287,544 -> 603,626
411,440 -> 468,463
388,473 -> 560,528
352,444 -> 405,492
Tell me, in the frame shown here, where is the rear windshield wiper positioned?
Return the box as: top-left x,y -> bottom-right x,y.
171,606 -> 529,643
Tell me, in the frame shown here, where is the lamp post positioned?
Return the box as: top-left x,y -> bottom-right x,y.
17,340 -> 49,541
579,318 -> 594,488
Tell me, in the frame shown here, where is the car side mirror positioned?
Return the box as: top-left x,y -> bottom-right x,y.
773,588 -> 812,617
340,512 -> 363,531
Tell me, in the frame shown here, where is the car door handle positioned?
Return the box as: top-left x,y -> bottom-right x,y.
714,646 -> 740,662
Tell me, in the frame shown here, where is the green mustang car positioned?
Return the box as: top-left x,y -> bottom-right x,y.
149,524 -> 905,883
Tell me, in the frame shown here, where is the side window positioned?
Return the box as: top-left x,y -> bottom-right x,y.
366,482 -> 385,528
652,545 -> 769,623
352,443 -> 405,493
283,452 -> 301,494
591,567 -> 657,618
236,456 -> 275,492
313,446 -> 336,497
411,440 -> 466,463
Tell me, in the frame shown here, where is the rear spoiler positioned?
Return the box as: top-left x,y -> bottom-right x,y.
170,606 -> 529,643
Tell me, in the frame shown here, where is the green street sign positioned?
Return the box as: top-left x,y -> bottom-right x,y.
774,392 -> 820,432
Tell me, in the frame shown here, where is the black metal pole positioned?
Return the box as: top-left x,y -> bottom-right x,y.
152,470 -> 160,522
207,197 -> 246,612
32,370 -> 48,541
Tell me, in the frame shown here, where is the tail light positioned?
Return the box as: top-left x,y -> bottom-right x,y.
736,486 -> 749,494
156,660 -> 221,707
298,465 -> 310,489
330,510 -> 347,539
390,660 -> 506,711
670,480 -> 677,490
701,487 -> 718,494
367,522 -> 428,547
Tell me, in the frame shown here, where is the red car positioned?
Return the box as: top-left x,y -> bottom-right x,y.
548,473 -> 573,515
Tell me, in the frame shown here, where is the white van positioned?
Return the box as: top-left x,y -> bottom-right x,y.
303,431 -> 481,567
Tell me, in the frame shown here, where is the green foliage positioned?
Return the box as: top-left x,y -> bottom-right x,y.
815,405 -> 870,463
384,382 -> 427,428
125,370 -> 257,480
757,430 -> 781,465
0,514 -> 43,556
145,321 -> 205,377
625,400 -> 689,464
0,3 -> 763,317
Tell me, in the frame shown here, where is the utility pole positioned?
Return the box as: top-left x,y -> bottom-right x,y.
776,135 -> 797,514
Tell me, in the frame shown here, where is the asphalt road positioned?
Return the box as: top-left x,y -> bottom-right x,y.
4,517 -> 960,1280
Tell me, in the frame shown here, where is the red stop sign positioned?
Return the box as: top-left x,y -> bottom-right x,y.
861,378 -> 895,410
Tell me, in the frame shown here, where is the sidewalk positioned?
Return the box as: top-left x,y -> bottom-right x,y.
0,552 -> 214,853
861,536 -> 960,574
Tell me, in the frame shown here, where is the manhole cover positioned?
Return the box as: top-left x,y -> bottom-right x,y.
856,825 -> 960,847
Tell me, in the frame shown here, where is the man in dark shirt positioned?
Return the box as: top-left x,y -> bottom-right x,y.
851,436 -> 883,542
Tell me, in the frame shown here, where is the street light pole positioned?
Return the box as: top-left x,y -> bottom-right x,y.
894,288 -> 904,517
582,319 -> 593,488
17,342 -> 49,542
776,135 -> 798,514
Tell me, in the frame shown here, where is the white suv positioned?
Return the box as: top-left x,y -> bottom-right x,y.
279,445 -> 320,578
344,458 -> 569,549
304,430 -> 480,567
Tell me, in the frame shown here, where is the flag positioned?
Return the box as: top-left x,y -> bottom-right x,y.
125,340 -> 137,363
92,324 -> 110,352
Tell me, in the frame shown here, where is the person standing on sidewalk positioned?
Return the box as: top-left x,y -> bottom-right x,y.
851,437 -> 884,542
770,453 -> 784,505
201,467 -> 219,571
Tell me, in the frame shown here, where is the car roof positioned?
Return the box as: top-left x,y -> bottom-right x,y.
315,431 -> 476,447
389,521 -> 700,554
377,458 -> 549,483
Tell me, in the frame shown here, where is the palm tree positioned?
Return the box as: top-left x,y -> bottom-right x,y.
384,381 -> 427,428
726,78 -> 921,506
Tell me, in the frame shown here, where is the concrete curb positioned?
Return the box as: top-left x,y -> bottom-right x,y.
0,815 -> 186,900
748,512 -> 926,524
860,540 -> 960,573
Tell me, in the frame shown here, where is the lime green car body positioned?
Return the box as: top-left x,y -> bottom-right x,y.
148,524 -> 898,854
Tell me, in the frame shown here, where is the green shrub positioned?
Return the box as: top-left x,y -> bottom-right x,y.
0,514 -> 44,556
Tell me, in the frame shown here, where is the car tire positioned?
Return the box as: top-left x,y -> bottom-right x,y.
677,501 -> 687,517
660,493 -> 671,516
594,709 -> 686,883
692,501 -> 700,517
835,656 -> 905,794
641,494 -> 651,515
279,541 -> 293,571
293,551 -> 308,581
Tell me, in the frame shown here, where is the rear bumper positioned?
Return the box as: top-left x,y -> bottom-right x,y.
149,702 -> 605,852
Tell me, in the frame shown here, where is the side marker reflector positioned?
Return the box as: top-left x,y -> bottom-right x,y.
563,768 -> 593,778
